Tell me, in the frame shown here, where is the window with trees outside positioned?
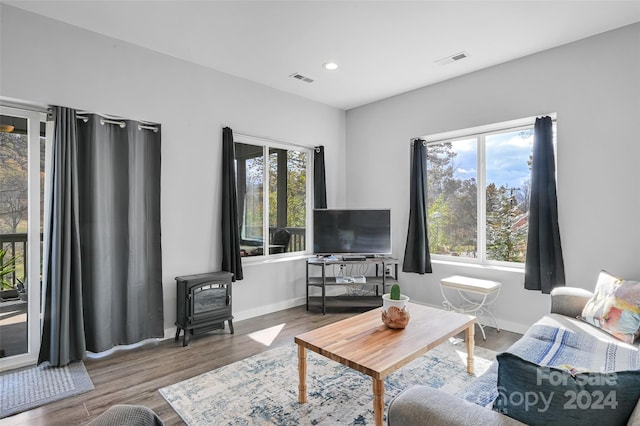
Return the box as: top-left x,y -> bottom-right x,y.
426,118 -> 556,266
234,136 -> 310,258
1,106 -> 48,364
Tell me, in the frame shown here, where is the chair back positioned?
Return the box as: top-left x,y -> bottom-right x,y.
270,229 -> 291,254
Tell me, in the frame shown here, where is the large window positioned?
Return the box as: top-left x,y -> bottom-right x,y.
426,118 -> 556,266
0,105 -> 48,368
234,136 -> 310,258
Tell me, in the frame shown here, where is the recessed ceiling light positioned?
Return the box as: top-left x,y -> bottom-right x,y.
323,61 -> 339,71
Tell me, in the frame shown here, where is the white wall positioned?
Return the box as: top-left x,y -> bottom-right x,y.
346,23 -> 640,333
0,5 -> 346,336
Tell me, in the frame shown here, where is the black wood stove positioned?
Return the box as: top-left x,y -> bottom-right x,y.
174,271 -> 233,346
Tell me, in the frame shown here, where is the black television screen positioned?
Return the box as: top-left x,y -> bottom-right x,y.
313,209 -> 391,255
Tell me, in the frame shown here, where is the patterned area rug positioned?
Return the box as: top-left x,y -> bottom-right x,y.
0,361 -> 94,419
160,338 -> 497,425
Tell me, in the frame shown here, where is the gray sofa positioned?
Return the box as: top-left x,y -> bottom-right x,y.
388,287 -> 640,426
86,405 -> 163,425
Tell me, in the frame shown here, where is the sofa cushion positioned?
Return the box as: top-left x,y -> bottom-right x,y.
535,313 -> 638,349
492,316 -> 640,425
581,270 -> 640,344
87,405 -> 164,426
510,316 -> 639,371
493,352 -> 640,425
389,385 -> 526,426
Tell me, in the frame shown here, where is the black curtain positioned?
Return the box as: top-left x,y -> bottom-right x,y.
40,109 -> 163,362
403,139 -> 432,274
524,116 -> 565,293
39,106 -> 86,366
314,145 -> 327,209
76,114 -> 164,352
221,127 -> 243,281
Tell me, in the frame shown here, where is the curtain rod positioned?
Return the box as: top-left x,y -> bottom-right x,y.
417,115 -> 557,145
138,124 -> 159,133
233,130 -> 316,151
2,100 -> 160,132
77,113 -> 159,132
77,110 -> 158,125
0,98 -> 49,115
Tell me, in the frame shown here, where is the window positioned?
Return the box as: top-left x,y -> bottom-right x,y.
425,118 -> 556,265
0,105 -> 49,367
234,136 -> 310,258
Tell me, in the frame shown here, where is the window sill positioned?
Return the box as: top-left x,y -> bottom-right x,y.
431,258 -> 525,274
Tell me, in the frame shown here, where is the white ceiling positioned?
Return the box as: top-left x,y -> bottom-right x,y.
5,1 -> 640,110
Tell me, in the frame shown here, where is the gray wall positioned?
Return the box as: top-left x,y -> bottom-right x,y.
346,23 -> 640,332
0,5 -> 346,336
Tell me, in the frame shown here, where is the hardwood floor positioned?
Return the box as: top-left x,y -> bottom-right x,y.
1,306 -> 521,426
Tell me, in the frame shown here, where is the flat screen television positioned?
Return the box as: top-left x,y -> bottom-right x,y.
313,209 -> 392,255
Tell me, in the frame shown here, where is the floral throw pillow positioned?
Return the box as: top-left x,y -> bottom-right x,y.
581,270 -> 640,343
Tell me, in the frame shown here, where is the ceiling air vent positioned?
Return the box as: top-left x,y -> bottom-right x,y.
290,72 -> 314,83
435,51 -> 468,65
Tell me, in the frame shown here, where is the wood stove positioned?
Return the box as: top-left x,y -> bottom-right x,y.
174,271 -> 234,346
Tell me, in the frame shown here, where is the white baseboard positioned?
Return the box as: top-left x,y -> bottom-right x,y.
233,297 -> 306,322
162,298 -> 530,341
416,300 -> 529,335
163,296 -> 307,340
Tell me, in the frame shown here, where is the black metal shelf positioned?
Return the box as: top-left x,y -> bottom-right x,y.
307,276 -> 398,286
307,295 -> 383,310
305,256 -> 399,314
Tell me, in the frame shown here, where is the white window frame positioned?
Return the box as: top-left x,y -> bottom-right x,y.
233,134 -> 313,262
423,114 -> 557,268
0,105 -> 49,370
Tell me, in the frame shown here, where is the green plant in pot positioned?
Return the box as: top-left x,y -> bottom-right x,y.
0,248 -> 20,301
390,283 -> 401,300
382,284 -> 410,329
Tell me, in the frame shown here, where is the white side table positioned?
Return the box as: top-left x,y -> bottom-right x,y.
440,275 -> 501,340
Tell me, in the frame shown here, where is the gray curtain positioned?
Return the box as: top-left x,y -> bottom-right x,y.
221,127 -> 243,281
76,114 -> 164,352
39,106 -> 86,366
314,146 -> 327,209
524,116 -> 565,293
403,139 -> 432,274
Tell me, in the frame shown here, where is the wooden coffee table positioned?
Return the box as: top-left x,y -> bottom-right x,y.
294,303 -> 475,426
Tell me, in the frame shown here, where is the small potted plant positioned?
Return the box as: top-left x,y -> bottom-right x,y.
382,284 -> 410,329
0,248 -> 20,301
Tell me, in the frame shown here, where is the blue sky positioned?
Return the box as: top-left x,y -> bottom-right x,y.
451,130 -> 533,189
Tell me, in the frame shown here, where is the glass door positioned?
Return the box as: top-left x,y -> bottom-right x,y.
0,106 -> 48,370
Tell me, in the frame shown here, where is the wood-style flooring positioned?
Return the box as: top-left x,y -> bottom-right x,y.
1,305 -> 521,426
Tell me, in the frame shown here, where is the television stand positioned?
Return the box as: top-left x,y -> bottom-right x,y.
342,255 -> 367,261
305,256 -> 399,314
